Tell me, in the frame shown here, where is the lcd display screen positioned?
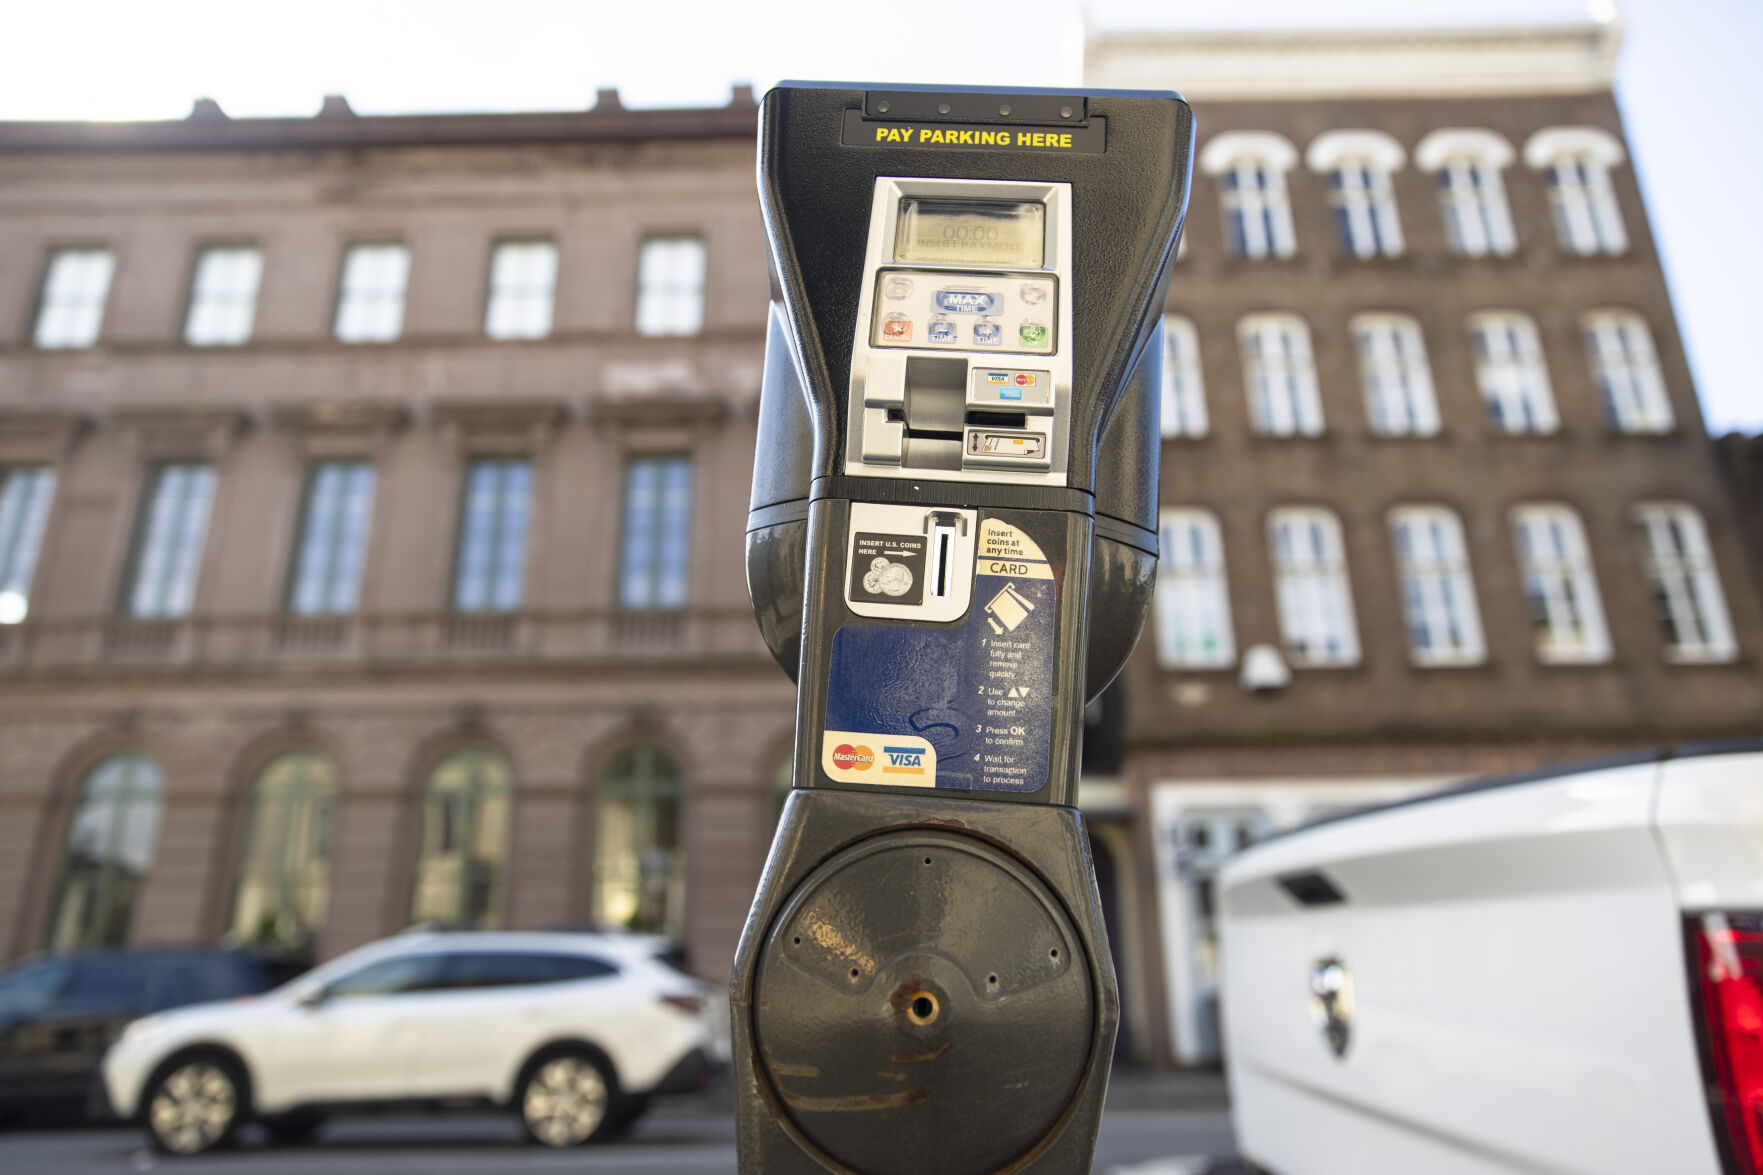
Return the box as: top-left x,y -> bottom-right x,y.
894,199 -> 1045,268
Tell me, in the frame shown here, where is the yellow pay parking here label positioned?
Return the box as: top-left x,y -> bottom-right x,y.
841,110 -> 1106,154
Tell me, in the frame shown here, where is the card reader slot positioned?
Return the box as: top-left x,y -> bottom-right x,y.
904,427 -> 964,442
966,409 -> 1028,429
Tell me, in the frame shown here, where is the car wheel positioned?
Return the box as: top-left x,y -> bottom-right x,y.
519,1051 -> 617,1147
262,1112 -> 324,1145
145,1056 -> 244,1156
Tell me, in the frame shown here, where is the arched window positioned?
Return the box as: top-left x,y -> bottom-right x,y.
1467,311 -> 1557,434
47,753 -> 166,950
1582,310 -> 1674,434
1200,132 -> 1298,260
1267,507 -> 1360,667
1388,506 -> 1485,666
1307,130 -> 1406,259
1238,314 -> 1323,437
1525,127 -> 1628,256
1416,128 -> 1517,257
231,751 -> 337,953
1631,502 -> 1737,664
409,747 -> 512,928
1352,314 -> 1438,436
593,744 -> 684,935
1160,315 -> 1207,439
1511,503 -> 1611,664
1155,508 -> 1235,669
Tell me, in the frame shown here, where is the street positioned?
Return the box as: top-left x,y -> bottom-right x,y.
0,1076 -> 1242,1175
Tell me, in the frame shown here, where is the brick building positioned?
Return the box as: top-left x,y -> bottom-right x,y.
1088,19 -> 1763,1064
0,20 -> 1755,1069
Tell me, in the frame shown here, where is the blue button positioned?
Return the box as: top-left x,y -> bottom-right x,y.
973,321 -> 1003,346
928,319 -> 958,342
934,290 -> 1001,314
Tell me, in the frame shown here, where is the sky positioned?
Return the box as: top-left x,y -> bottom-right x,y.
2,0 -> 1756,432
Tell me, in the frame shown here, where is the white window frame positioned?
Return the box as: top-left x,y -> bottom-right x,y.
1468,311 -> 1558,434
288,460 -> 376,616
1239,314 -> 1323,437
1582,310 -> 1673,434
1416,129 -> 1518,258
1268,507 -> 1360,667
1510,503 -> 1611,664
1632,502 -> 1737,664
1525,127 -> 1628,256
1201,132 -> 1299,261
634,236 -> 707,337
483,239 -> 558,341
1388,505 -> 1485,667
333,242 -> 410,344
126,463 -> 217,619
1352,313 -> 1438,437
184,245 -> 263,346
1155,508 -> 1235,669
1308,130 -> 1405,259
619,454 -> 695,610
0,466 -> 57,624
1328,161 -> 1404,258
452,457 -> 533,614
34,248 -> 115,349
1160,315 -> 1208,439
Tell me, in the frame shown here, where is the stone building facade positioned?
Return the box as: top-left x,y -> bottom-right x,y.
0,20 -> 1756,1070
0,92 -> 793,993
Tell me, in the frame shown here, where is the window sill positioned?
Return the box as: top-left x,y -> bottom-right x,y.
1663,650 -> 1741,667
1535,652 -> 1614,667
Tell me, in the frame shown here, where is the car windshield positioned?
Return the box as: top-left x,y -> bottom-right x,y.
0,959 -> 72,1017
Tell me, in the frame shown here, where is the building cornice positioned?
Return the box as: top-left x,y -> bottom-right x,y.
1085,20 -> 1623,100
0,89 -> 759,154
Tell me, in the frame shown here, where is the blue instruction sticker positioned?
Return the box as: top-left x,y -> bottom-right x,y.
822,519 -> 1057,793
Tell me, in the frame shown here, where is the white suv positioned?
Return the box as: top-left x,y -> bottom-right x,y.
102,930 -> 728,1155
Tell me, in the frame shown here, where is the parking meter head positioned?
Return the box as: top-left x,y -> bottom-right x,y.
746,84 -> 1193,698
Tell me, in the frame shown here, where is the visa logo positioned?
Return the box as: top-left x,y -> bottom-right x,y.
934,290 -> 1000,314
881,744 -> 926,773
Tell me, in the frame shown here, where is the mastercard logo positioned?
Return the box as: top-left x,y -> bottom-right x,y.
831,743 -> 875,771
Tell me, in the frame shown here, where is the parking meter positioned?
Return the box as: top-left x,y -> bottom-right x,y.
736,83 -> 1193,1175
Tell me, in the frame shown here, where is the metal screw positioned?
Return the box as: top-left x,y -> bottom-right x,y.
1060,106 -> 1073,118
937,103 -> 950,115
999,104 -> 1012,116
877,101 -> 890,113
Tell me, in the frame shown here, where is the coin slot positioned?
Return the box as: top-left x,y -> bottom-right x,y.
906,992 -> 940,1026
925,511 -> 962,600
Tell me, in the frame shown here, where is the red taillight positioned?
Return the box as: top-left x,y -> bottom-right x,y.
660,993 -> 704,1015
1692,913 -> 1763,1174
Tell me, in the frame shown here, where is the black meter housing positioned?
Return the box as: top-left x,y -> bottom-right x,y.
736,83 -> 1193,1175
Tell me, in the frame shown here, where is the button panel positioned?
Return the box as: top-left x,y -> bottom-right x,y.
870,269 -> 1057,355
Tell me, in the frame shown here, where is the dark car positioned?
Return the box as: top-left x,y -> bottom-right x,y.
0,947 -> 304,1122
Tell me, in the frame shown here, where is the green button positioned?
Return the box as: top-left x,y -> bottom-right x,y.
1019,322 -> 1049,346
